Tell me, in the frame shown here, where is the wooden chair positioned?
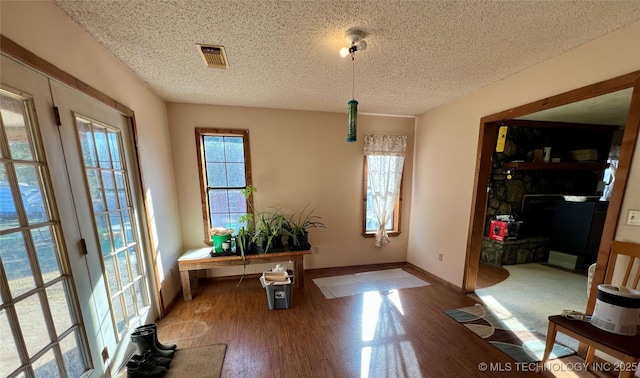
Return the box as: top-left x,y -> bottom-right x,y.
542,240 -> 640,378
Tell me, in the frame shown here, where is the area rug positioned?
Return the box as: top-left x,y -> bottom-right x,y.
444,304 -> 573,363
117,344 -> 227,378
313,268 -> 430,299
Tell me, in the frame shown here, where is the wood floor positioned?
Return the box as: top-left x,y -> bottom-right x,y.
155,263 -> 610,378
476,262 -> 510,289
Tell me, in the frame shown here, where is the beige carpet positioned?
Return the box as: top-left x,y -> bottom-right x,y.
475,263 -> 587,351
117,344 -> 227,378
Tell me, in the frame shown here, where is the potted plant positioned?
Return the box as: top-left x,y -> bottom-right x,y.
284,203 -> 325,251
209,227 -> 234,255
236,185 -> 260,263
256,208 -> 287,253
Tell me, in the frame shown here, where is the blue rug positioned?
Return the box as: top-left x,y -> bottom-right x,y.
445,304 -> 574,362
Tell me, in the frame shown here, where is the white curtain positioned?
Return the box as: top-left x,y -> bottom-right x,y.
364,135 -> 407,247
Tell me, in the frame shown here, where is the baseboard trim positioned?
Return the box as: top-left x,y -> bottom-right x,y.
305,261 -> 409,275
168,261 -> 463,312
406,262 -> 464,294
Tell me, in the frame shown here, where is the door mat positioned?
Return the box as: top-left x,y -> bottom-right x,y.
117,344 -> 227,378
312,268 -> 430,299
444,304 -> 573,362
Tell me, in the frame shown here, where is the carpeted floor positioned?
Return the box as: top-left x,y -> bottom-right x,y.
475,263 -> 588,350
312,268 -> 430,299
117,344 -> 226,378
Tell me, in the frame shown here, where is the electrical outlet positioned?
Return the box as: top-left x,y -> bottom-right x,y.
627,210 -> 640,226
314,246 -> 320,254
438,252 -> 443,261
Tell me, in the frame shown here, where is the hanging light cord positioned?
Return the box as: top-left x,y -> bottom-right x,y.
351,43 -> 356,100
352,59 -> 355,100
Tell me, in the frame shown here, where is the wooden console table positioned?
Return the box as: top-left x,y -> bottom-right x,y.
178,248 -> 311,300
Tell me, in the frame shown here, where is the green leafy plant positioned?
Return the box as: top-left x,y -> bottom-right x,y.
284,203 -> 325,250
236,185 -> 258,263
256,208 -> 287,253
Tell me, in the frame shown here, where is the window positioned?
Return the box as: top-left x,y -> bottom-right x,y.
195,129 -> 252,243
362,135 -> 407,247
363,156 -> 403,236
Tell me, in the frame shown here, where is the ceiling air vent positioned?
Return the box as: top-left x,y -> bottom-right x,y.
196,44 -> 229,69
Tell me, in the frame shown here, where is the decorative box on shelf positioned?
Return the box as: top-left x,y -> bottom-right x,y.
489,220 -> 522,242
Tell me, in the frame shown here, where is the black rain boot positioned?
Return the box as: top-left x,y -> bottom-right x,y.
130,330 -> 175,359
135,323 -> 177,351
131,351 -> 172,368
126,357 -> 167,378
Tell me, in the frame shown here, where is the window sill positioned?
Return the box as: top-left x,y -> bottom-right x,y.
362,231 -> 401,238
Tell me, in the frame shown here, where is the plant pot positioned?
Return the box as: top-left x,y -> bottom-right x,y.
263,235 -> 285,253
288,232 -> 310,251
212,234 -> 232,253
236,234 -> 258,256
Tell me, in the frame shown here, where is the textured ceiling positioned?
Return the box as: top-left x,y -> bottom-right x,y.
52,1 -> 640,117
517,88 -> 634,126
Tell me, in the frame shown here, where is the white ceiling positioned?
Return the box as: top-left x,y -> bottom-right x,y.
52,1 -> 640,117
516,88 -> 634,126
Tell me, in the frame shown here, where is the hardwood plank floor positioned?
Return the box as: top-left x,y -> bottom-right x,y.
155,263 -> 605,377
476,262 -> 510,289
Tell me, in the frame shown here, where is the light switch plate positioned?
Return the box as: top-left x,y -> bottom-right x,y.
627,210 -> 640,226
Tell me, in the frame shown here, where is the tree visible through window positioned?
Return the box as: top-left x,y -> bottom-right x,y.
195,129 -> 252,243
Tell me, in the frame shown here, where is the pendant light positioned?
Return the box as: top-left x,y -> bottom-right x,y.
340,28 -> 367,143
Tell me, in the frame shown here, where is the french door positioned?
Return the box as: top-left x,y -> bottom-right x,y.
0,55 -> 155,377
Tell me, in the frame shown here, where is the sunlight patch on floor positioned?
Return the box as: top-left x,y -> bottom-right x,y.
359,290 -> 422,378
362,291 -> 382,342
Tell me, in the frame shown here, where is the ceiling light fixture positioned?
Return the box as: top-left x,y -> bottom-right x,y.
340,28 -> 368,143
339,29 -> 367,58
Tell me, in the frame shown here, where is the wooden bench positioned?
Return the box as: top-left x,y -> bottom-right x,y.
178,248 -> 310,300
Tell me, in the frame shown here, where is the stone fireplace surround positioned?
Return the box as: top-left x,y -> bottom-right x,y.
481,124 -> 613,266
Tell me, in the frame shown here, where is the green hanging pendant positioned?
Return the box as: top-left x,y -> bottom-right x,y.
347,99 -> 358,142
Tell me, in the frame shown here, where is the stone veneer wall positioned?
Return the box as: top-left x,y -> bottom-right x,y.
485,125 -> 606,236
481,125 -> 611,265
481,236 -> 549,266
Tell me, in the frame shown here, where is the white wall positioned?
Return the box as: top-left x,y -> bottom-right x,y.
616,135 -> 640,243
3,0 -> 637,298
167,103 -> 415,276
409,20 -> 640,287
0,1 -> 184,304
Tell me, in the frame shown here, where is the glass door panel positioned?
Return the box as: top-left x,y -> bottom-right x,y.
75,117 -> 149,337
2,54 -> 156,377
50,78 -> 156,373
0,86 -> 90,377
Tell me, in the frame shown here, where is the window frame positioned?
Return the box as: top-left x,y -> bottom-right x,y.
195,128 -> 253,245
362,156 -> 402,238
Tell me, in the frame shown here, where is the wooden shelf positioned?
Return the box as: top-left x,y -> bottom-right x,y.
502,162 -> 610,171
